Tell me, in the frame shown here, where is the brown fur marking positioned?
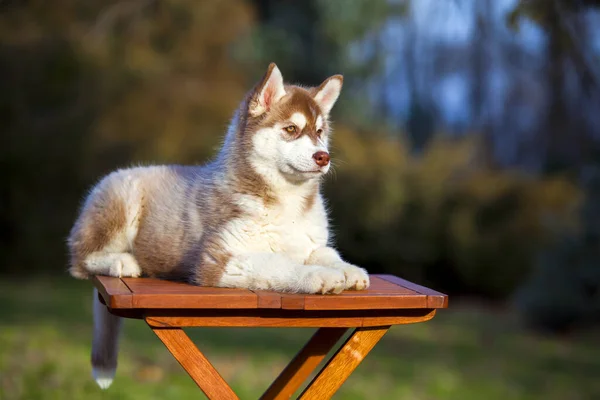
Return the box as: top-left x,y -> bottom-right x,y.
262,88 -> 327,146
194,233 -> 233,287
191,185 -> 243,286
302,183 -> 319,215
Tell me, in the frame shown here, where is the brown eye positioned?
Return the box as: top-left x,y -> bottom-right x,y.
317,128 -> 323,135
285,125 -> 297,133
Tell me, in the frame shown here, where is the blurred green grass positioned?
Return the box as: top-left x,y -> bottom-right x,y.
0,277 -> 599,400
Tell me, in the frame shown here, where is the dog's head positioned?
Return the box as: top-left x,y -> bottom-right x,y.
240,63 -> 343,184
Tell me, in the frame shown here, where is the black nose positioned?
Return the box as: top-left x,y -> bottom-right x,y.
312,151 -> 330,167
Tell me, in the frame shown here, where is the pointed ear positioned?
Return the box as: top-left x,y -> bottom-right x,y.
313,75 -> 343,114
249,63 -> 286,117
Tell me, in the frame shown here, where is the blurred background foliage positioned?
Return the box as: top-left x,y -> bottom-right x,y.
2,0 -> 600,335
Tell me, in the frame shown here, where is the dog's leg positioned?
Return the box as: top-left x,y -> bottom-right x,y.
212,253 -> 346,294
84,252 -> 142,278
306,247 -> 370,290
68,170 -> 143,279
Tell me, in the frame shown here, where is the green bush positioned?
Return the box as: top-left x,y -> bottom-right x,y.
515,166 -> 600,332
514,235 -> 600,332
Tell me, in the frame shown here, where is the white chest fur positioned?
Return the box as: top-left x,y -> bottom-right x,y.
221,193 -> 329,264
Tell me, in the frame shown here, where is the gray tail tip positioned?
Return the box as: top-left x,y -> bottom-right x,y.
92,366 -> 115,389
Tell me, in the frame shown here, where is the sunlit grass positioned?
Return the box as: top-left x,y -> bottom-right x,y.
0,277 -> 598,399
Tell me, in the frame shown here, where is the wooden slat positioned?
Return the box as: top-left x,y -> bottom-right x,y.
260,328 -> 348,400
280,294 -> 306,310
361,276 -> 412,292
303,294 -> 427,310
92,276 -> 133,308
299,326 -> 390,399
131,293 -> 258,309
252,290 -> 282,309
278,276 -> 425,311
122,278 -> 259,309
379,275 -> 448,308
122,278 -> 251,294
151,327 -> 239,400
145,309 -> 436,328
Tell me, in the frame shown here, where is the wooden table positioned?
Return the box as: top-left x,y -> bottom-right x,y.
93,274 -> 448,399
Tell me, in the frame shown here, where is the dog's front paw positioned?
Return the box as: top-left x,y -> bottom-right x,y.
302,267 -> 346,294
336,263 -> 370,291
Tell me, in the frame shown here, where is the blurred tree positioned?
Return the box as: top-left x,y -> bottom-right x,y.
470,0 -> 492,132
508,0 -> 600,174
0,0 -> 254,273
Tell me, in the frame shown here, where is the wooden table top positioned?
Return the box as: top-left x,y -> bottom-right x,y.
93,274 -> 448,311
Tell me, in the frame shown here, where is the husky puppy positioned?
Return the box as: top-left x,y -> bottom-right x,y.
67,63 -> 370,388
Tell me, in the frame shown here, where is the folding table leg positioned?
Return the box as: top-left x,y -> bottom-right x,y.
260,327 -> 348,400
150,326 -> 239,400
299,326 -> 390,400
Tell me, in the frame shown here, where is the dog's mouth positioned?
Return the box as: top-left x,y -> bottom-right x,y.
288,165 -> 325,175
281,164 -> 328,181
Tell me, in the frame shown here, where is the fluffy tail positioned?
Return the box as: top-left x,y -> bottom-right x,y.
91,288 -> 122,389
